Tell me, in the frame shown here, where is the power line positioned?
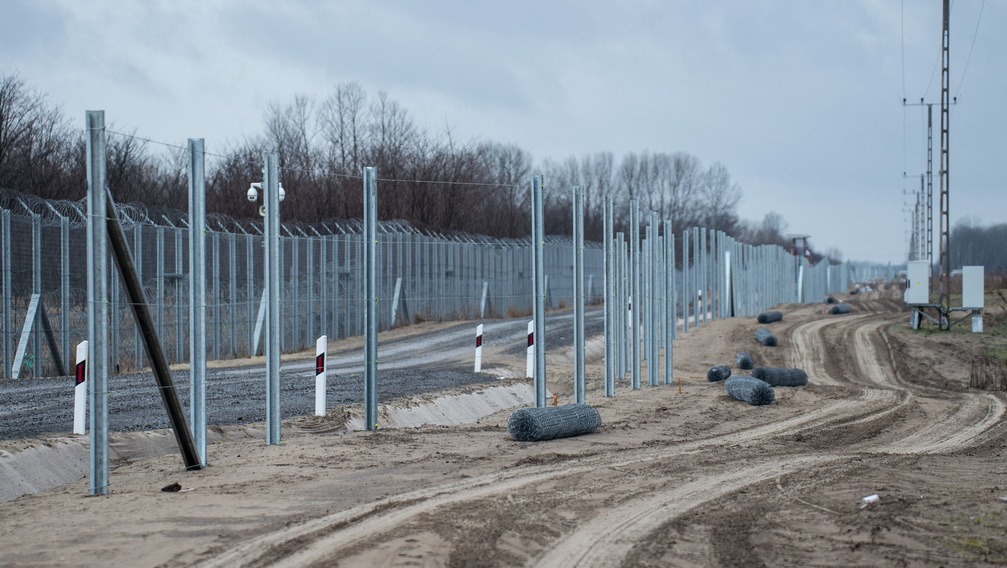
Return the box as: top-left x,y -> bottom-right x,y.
955,0 -> 986,98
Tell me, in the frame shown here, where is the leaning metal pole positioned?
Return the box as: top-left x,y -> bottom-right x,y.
364,167 -> 378,428
187,138 -> 207,465
86,110 -> 109,495
105,187 -> 201,471
264,153 -> 281,444
532,176 -> 547,407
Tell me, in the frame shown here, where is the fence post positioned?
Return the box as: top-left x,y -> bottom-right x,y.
532,175 -> 547,407
363,167 -> 378,430
603,194 -> 614,397
187,138 -> 207,464
264,152 -> 282,445
32,214 -> 41,377
1,210 -> 10,380
573,185 -> 585,403
85,109 -> 109,495
63,217 -> 72,374
132,224 -> 142,370
629,200 -> 640,390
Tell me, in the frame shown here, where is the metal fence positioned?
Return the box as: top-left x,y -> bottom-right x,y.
0,188 -> 604,379
1,187 -> 853,380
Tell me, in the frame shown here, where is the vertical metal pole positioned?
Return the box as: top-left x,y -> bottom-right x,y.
187,138 -> 206,464
2,211 -> 12,379
156,227 -> 164,342
212,233 -> 221,361
603,194 -> 614,396
532,176 -> 547,407
682,229 -> 690,333
132,224 -> 142,369
649,211 -> 659,386
664,221 -> 674,384
573,185 -> 585,404
175,228 -> 183,362
264,153 -> 282,444
246,233 -> 254,354
629,200 -> 640,390
229,233 -> 237,356
32,215 -> 41,377
363,167 -> 378,428
63,218 -> 71,374
86,110 -> 109,495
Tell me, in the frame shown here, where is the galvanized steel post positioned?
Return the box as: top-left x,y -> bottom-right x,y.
573,185 -> 585,403
264,153 -> 281,445
629,200 -> 640,390
532,175 -> 547,407
86,110 -> 109,495
603,194 -> 614,396
187,138 -> 207,464
364,167 -> 378,428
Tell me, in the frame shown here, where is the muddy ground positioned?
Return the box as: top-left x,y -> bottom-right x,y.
2,282 -> 1007,567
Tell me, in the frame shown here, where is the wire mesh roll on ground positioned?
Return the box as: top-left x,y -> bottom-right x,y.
751,366 -> 808,387
757,310 -> 783,324
725,375 -> 775,406
755,327 -> 778,346
507,403 -> 602,442
707,364 -> 731,382
829,303 -> 851,315
736,351 -> 754,370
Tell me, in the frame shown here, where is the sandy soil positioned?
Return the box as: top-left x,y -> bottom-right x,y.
2,282 -> 1007,567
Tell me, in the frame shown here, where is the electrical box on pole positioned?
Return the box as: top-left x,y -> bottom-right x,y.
904,261 -> 930,305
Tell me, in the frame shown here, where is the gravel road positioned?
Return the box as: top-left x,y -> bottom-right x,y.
0,308 -> 603,439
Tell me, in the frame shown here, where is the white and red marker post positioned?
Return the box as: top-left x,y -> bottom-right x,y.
315,335 -> 327,416
526,320 -> 534,378
73,341 -> 88,435
474,324 -> 484,372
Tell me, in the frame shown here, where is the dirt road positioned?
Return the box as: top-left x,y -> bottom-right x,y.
2,283 -> 1005,566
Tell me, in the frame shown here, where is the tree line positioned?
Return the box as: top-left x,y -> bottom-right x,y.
1,72 -> 828,259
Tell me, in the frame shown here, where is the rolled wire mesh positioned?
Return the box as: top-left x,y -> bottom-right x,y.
756,310 -> 782,324
755,327 -> 778,347
751,366 -> 808,387
507,403 -> 602,442
724,375 -> 775,406
707,364 -> 731,382
736,351 -> 754,370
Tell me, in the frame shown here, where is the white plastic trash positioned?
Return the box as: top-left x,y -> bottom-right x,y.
860,494 -> 879,508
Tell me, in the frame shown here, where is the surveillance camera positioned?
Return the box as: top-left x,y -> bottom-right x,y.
247,183 -> 260,202
278,182 -> 286,202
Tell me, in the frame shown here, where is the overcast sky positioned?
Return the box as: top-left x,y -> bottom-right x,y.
3,0 -> 1004,264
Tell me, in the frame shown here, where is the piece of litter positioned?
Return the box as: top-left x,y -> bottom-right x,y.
997,496 -> 1007,502
860,494 -> 879,508
178,488 -> 195,493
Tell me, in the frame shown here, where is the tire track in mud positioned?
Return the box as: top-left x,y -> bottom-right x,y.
198,298 -> 1007,568
195,388 -> 908,568
536,456 -> 842,568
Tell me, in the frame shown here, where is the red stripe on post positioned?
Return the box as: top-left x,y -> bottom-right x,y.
527,332 -> 534,347
476,335 -> 482,348
315,354 -> 325,376
75,361 -> 86,386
